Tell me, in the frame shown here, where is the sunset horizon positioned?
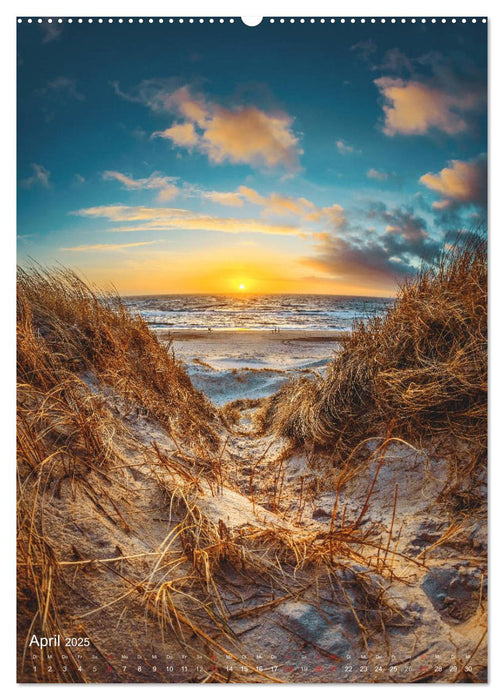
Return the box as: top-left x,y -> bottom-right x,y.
17,19 -> 486,297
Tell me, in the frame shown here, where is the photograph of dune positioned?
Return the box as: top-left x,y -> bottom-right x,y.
17,16 -> 487,683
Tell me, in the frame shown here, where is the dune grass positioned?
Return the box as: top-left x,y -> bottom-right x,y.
16,266 -> 225,680
258,239 -> 487,464
17,266 -> 221,448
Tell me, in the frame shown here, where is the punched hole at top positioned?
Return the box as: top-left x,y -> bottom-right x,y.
241,17 -> 263,27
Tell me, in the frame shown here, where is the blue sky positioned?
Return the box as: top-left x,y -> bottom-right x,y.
17,18 -> 487,295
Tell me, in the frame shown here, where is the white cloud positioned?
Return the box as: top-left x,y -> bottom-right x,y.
336,139 -> 360,155
367,168 -> 389,181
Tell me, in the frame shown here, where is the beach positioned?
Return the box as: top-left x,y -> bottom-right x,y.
155,329 -> 348,405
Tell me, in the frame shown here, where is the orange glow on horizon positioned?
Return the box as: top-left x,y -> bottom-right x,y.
68,247 -> 398,298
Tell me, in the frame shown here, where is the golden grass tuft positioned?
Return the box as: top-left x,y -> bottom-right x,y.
258,239 -> 487,461
17,266 -> 221,448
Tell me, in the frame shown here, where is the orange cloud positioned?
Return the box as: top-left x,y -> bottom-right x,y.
238,186 -> 267,206
164,86 -> 209,126
375,77 -> 480,136
149,85 -> 302,171
211,185 -> 344,231
420,156 -> 487,210
154,122 -> 199,147
305,203 -> 346,230
262,193 -> 315,217
203,106 -> 301,169
237,186 -> 316,217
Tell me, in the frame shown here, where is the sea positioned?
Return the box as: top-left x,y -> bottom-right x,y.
124,294 -> 393,332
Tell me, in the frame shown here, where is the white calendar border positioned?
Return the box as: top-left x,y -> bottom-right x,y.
2,1 -> 501,698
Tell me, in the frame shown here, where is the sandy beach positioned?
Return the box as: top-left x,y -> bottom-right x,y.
155,329 -> 348,405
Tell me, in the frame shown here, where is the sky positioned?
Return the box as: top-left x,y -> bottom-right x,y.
17,18 -> 487,296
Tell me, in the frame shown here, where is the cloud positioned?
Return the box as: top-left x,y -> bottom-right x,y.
204,185 -> 345,231
374,77 -> 482,136
238,186 -> 267,206
351,40 -> 377,63
201,106 -> 301,169
302,235 -> 412,290
419,155 -> 487,210
20,163 -> 51,189
336,139 -> 359,155
116,81 -> 302,171
367,168 -> 389,182
40,22 -> 62,44
374,49 -> 414,76
305,204 -> 347,230
366,168 -> 403,188
373,49 -> 486,139
59,240 -> 163,252
301,203 -> 442,292
37,77 -> 85,122
203,191 -> 244,207
72,205 -> 303,237
103,171 -> 179,202
38,77 -> 85,101
155,122 -> 199,147
194,185 -> 346,235
359,46 -> 486,139
237,186 -> 329,220
261,193 -> 315,217
366,202 -> 432,246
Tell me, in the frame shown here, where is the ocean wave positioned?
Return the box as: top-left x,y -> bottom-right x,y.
125,293 -> 393,332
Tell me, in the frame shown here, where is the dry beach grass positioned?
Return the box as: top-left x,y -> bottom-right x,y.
259,240 -> 487,461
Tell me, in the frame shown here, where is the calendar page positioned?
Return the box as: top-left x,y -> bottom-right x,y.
16,14 -> 487,684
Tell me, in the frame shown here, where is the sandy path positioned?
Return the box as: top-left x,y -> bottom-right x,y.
64,328 -> 483,683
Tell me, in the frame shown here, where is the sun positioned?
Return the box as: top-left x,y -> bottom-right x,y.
239,283 -> 246,291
